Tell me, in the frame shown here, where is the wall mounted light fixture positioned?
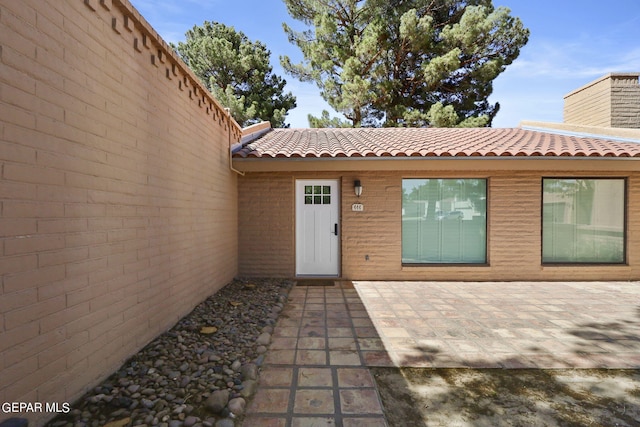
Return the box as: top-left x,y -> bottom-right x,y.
354,180 -> 362,197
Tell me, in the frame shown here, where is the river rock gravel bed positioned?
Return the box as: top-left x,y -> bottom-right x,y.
47,278 -> 294,427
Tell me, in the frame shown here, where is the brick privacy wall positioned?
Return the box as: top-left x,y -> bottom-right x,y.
564,74 -> 640,128
0,0 -> 240,423
238,170 -> 639,281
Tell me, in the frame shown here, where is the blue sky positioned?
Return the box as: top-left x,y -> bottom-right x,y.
129,0 -> 640,128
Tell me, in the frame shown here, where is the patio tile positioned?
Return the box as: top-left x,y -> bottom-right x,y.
326,318 -> 352,327
251,281 -> 640,426
339,389 -> 383,414
270,337 -> 298,350
298,367 -> 333,387
265,349 -> 296,365
499,355 -> 539,369
241,416 -> 287,427
277,317 -> 303,327
291,417 -> 336,427
392,351 -> 435,367
304,311 -> 326,319
326,302 -> 347,310
342,418 -> 388,427
337,368 -> 375,387
329,350 -> 362,366
301,326 -> 326,337
301,318 -> 326,328
361,351 -> 394,367
351,318 -> 374,327
354,327 -> 378,338
490,328 -> 521,339
357,338 -> 385,351
298,337 -> 326,350
296,350 -> 328,365
446,340 -> 487,354
259,367 -> 294,387
247,388 -> 291,413
476,340 -> 517,354
328,337 -> 357,350
274,327 -> 301,338
328,327 -> 354,337
293,389 -> 335,414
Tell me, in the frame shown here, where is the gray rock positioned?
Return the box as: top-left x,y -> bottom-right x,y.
183,416 -> 199,427
240,380 -> 258,398
204,389 -> 229,414
240,363 -> 258,381
180,376 -> 190,388
255,332 -> 271,346
228,397 -> 246,416
141,398 -> 155,409
49,279 -> 296,427
214,419 -> 235,427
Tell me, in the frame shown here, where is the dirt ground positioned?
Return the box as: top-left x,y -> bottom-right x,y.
372,368 -> 640,427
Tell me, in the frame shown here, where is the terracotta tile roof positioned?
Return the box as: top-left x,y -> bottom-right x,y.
232,127 -> 640,159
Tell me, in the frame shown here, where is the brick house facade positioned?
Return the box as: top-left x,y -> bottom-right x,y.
234,127 -> 640,281
2,1 -> 640,425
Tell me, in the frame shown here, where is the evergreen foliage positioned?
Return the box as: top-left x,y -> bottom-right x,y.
281,0 -> 528,127
175,21 -> 296,128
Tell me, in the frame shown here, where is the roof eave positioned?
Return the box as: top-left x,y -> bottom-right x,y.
232,155 -> 640,173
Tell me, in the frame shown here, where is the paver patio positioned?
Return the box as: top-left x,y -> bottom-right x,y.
242,281 -> 640,426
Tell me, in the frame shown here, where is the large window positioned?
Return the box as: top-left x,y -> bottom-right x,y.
542,178 -> 625,263
402,179 -> 487,264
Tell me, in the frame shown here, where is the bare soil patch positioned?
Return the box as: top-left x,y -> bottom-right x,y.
373,367 -> 640,426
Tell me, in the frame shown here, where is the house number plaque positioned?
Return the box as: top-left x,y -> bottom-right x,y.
352,203 -> 364,212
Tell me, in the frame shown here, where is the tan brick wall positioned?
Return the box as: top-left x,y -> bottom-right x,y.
238,174 -> 295,277
564,73 -> 640,128
564,76 -> 612,127
611,75 -> 640,128
238,170 -> 639,281
0,1 -> 240,424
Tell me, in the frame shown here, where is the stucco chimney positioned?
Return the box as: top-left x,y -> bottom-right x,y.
563,73 -> 640,128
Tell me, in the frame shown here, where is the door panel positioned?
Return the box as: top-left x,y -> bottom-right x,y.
296,180 -> 340,276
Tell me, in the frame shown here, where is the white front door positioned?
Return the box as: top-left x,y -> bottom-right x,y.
296,180 -> 340,276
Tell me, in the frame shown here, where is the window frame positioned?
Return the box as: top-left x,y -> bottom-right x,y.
401,178 -> 489,266
540,177 -> 627,265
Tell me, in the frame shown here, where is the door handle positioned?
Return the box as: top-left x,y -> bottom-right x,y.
334,223 -> 338,236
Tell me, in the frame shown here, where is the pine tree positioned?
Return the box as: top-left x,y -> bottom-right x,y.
175,22 -> 296,128
281,0 -> 528,127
